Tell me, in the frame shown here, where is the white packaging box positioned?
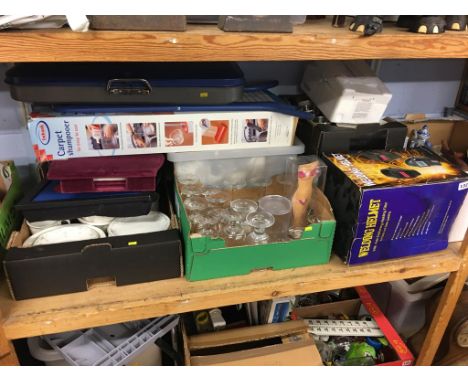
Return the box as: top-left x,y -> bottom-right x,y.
300,61 -> 392,125
28,111 -> 298,161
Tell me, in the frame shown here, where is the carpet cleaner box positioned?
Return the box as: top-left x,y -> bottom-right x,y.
323,148 -> 467,265
27,111 -> 297,161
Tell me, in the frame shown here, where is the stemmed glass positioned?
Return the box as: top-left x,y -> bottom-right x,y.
246,211 -> 275,244
222,210 -> 246,246
184,196 -> 208,214
230,199 -> 258,233
230,199 -> 258,220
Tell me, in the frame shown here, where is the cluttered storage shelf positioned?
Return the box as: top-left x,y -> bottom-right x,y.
0,17 -> 468,367
1,18 -> 468,62
0,243 -> 462,341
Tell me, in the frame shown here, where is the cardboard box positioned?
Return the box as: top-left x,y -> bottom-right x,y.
293,286 -> 415,366
28,111 -> 297,162
323,148 -> 467,265
403,115 -> 468,152
183,320 -> 322,366
296,119 -> 407,155
177,185 -> 336,281
3,191 -> 183,300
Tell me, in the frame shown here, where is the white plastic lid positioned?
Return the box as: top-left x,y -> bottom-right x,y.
167,137 -> 305,162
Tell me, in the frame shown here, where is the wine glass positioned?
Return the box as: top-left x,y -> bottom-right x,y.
230,199 -> 258,220
184,196 -> 208,214
246,211 -> 275,244
204,189 -> 231,208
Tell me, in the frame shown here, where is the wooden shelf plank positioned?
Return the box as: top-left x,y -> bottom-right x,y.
1,19 -> 468,62
0,243 -> 461,340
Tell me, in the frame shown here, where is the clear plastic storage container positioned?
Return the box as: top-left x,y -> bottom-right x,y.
167,138 -> 305,188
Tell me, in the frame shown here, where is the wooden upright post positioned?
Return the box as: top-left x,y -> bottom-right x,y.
416,231 -> 468,365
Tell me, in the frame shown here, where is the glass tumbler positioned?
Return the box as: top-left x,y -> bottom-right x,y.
258,195 -> 292,242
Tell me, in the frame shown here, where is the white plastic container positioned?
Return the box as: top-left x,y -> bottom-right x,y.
300,61 -> 392,125
167,137 -> 305,188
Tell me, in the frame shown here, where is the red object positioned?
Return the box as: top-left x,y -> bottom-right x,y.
214,124 -> 227,143
47,154 -> 164,193
355,286 -> 414,366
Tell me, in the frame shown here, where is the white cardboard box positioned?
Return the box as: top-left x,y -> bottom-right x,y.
28,111 -> 298,161
301,61 -> 392,125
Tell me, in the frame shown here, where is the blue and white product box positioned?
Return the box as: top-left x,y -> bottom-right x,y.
28,111 -> 298,161
323,148 -> 467,265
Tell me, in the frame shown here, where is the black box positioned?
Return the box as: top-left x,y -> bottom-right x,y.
15,181 -> 158,222
296,120 -> 408,155
3,191 -> 182,300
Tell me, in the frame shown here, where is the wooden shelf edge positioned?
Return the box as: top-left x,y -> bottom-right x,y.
1,20 -> 467,62
1,243 -> 462,340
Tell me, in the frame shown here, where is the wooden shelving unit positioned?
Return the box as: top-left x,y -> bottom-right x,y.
0,19 -> 468,62
0,245 -> 463,340
0,19 -> 467,366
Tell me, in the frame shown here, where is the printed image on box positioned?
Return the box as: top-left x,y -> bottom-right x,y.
327,149 -> 465,187
200,119 -> 229,145
164,121 -> 194,147
85,124 -> 120,150
27,111 -> 297,161
125,123 -> 158,148
243,118 -> 268,143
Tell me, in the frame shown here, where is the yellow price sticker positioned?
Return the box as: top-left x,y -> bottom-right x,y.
199,92 -> 209,98
304,227 -> 313,232
128,241 -> 138,246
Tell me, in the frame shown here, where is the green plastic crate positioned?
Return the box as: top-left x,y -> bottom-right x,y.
0,163 -> 22,249
175,186 -> 336,281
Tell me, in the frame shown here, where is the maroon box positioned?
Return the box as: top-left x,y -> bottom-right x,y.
47,154 -> 164,193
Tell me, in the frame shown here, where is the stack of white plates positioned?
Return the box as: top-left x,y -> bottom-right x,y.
23,224 -> 106,247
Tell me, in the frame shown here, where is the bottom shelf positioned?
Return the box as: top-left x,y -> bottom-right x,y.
0,243 -> 462,340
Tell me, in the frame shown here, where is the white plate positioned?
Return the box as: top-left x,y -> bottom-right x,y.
23,224 -> 106,247
107,211 -> 171,237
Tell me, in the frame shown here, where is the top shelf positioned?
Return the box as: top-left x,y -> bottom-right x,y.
1,18 -> 468,62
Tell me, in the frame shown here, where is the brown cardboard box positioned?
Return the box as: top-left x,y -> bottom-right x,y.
403,114 -> 468,151
183,320 -> 322,366
293,287 -> 415,366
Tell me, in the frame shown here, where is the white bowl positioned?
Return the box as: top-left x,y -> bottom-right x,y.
77,216 -> 115,232
107,211 -> 171,237
26,219 -> 70,235
23,224 -> 106,247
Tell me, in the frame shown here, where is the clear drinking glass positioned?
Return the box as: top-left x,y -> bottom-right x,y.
258,195 -> 292,242
205,189 -> 231,208
230,199 -> 258,219
246,211 -> 275,244
222,210 -> 246,246
184,196 -> 208,214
